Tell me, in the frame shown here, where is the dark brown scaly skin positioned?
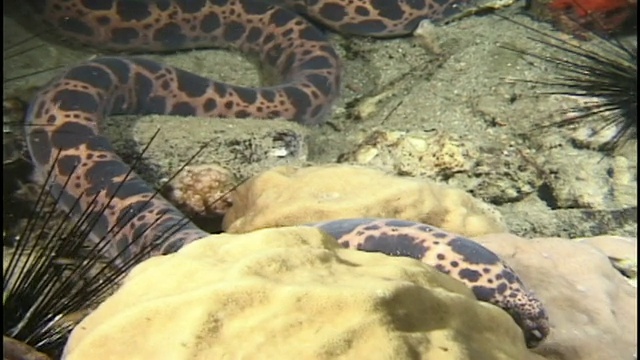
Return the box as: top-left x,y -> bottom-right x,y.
21,0 -> 549,351
26,0 -> 347,264
25,0 -> 472,267
312,218 -> 550,348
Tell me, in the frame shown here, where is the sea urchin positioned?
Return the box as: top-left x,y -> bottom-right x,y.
502,14 -> 637,152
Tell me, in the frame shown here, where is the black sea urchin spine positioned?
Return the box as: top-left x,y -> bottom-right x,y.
3,151 -> 127,358
3,131 -> 213,359
500,13 -> 637,152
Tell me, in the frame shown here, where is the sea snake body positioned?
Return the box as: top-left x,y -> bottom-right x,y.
22,0 -> 550,348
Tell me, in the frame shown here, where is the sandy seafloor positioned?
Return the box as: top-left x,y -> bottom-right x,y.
3,2 -> 637,239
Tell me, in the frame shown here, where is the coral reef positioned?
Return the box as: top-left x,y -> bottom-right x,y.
61,228 -> 636,360
222,164 -> 507,236
63,227 -> 542,360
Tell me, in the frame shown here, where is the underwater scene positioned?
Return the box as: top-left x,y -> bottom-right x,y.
3,0 -> 637,359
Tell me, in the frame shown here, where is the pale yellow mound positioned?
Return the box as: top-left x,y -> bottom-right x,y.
223,164 -> 506,236
63,227 -> 540,360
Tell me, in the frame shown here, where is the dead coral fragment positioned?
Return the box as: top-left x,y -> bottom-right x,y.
168,164 -> 236,218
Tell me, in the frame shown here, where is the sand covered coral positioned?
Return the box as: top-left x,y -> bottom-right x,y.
222,164 -> 506,236
62,227 -> 541,360
474,234 -> 637,360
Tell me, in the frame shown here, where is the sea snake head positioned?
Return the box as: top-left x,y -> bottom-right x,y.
467,258 -> 550,348
500,285 -> 550,348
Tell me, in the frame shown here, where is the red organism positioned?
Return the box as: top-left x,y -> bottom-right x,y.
547,0 -> 637,36
550,0 -> 631,17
